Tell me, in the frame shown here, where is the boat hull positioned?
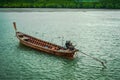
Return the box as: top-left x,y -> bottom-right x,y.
18,35 -> 75,59
13,22 -> 78,59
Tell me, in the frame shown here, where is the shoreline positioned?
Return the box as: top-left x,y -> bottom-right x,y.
0,8 -> 120,12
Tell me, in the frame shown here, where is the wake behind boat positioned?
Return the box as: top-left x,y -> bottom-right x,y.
13,22 -> 78,59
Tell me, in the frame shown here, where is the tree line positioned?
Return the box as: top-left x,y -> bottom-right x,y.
0,0 -> 120,9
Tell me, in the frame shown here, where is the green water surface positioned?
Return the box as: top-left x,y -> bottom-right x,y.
0,9 -> 120,80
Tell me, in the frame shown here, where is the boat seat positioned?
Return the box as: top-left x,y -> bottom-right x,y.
18,35 -> 23,38
22,37 -> 29,41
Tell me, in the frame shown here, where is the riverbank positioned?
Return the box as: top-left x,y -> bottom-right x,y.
0,0 -> 120,9
0,8 -> 119,12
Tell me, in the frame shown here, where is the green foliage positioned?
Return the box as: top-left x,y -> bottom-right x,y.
82,2 -> 94,8
0,0 -> 119,8
95,3 -> 103,8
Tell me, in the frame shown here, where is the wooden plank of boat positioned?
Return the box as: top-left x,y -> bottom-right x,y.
13,22 -> 78,59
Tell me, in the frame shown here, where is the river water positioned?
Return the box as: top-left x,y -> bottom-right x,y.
0,8 -> 120,80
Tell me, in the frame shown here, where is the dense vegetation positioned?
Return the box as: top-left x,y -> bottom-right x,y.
0,0 -> 120,9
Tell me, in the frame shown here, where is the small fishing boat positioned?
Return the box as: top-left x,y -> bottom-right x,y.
13,22 -> 78,59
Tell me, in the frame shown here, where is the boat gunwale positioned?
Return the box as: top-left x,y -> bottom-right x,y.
16,31 -> 76,54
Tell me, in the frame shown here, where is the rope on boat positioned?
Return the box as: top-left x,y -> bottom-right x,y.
79,50 -> 107,68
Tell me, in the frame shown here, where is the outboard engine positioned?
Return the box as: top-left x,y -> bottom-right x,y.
65,41 -> 75,50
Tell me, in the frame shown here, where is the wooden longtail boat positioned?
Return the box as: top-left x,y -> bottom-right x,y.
13,22 -> 78,59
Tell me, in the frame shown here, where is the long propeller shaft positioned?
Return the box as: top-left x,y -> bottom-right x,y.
79,51 -> 107,68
